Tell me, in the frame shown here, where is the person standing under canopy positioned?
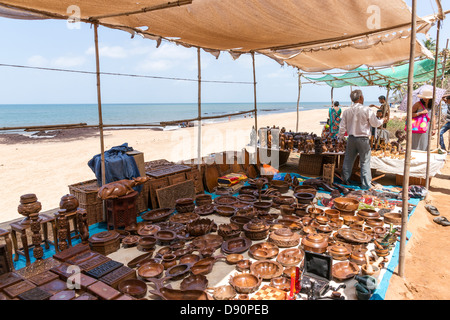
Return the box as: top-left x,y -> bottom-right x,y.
439,92 -> 450,151
410,88 -> 435,151
329,101 -> 342,138
370,95 -> 390,129
338,90 -> 386,190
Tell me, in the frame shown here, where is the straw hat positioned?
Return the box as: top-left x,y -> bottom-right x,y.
443,90 -> 450,98
417,88 -> 433,99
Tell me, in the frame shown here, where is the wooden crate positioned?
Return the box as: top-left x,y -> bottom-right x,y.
135,179 -> 150,214
395,174 -> 431,187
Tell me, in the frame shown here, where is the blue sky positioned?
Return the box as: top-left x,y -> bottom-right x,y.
0,0 -> 448,105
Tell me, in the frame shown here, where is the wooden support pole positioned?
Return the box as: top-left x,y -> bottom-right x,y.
94,23 -> 106,187
439,38 -> 449,148
296,72 -> 302,132
252,52 -> 258,150
399,0 -> 416,278
331,87 -> 334,106
425,19 -> 441,192
197,47 -> 202,170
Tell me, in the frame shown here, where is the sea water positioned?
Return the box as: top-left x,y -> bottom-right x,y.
0,101 -> 361,134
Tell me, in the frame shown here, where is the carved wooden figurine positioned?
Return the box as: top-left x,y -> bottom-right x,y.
56,209 -> 69,252
30,213 -> 44,260
77,208 -> 90,244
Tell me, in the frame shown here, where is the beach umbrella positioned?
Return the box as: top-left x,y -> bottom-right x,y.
399,84 -> 446,111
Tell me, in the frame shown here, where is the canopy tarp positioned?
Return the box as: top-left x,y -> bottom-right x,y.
303,58 -> 442,88
0,0 -> 437,71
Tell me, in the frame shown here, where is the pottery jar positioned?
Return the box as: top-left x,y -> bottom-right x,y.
161,253 -> 177,269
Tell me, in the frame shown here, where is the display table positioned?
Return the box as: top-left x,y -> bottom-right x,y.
370,150 -> 446,179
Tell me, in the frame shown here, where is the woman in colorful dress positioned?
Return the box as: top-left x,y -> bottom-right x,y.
410,89 -> 435,151
329,101 -> 342,138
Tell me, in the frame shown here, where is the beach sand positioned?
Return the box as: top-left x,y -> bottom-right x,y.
0,109 -> 329,223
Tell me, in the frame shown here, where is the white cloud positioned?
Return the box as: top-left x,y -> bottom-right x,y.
27,54 -> 85,68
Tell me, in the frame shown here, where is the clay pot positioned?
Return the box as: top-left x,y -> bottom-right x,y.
324,209 -> 340,220
269,228 -> 300,248
59,194 -> 79,213
294,192 -> 315,204
118,279 -> 147,299
301,233 -> 328,253
328,243 -> 351,261
195,194 -> 212,207
333,197 -> 360,211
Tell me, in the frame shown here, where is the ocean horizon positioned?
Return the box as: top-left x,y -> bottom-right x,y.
0,101 -> 378,134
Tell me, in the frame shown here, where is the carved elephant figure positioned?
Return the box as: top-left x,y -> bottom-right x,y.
97,176 -> 149,200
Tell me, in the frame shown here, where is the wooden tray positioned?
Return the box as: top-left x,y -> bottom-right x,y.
17,287 -> 52,300
28,270 -> 60,286
147,165 -> 191,178
250,285 -> 286,300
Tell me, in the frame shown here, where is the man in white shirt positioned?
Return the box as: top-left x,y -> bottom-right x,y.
338,90 -> 387,189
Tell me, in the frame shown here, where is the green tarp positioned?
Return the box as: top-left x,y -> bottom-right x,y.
304,59 -> 442,88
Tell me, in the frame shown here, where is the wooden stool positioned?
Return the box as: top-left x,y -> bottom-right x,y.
10,213 -> 57,266
0,229 -> 14,271
105,191 -> 138,230
53,210 -> 80,249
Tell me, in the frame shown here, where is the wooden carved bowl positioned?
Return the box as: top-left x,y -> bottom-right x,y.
172,246 -> 194,259
194,204 -> 216,216
236,259 -> 252,272
384,212 -> 402,225
186,218 -> 216,237
137,224 -> 161,237
141,208 -> 175,223
332,261 -> 360,282
280,204 -> 296,216
343,215 -> 362,226
195,194 -> 212,207
315,215 -> 330,225
175,198 -> 195,213
226,253 -> 244,265
215,205 -> 237,217
291,203 -> 309,217
239,186 -> 258,195
350,248 -> 368,265
218,223 -> 241,240
249,242 -> 279,260
333,197 -> 360,211
253,201 -> 272,212
306,206 -> 324,217
138,236 -> 157,251
357,209 -> 380,220
118,279 -> 147,299
276,248 -> 304,267
179,254 -> 201,265
229,273 -> 262,294
237,194 -> 257,204
270,277 -> 291,291
327,243 -> 351,261
122,235 -> 141,248
165,263 -> 191,281
127,252 -> 154,268
273,196 -> 295,206
269,228 -> 301,248
294,192 -> 316,204
366,218 -> 385,228
324,209 -> 340,220
138,262 -> 164,280
221,237 -> 252,254
294,185 -> 318,196
180,274 -> 208,291
154,230 -> 177,243
269,180 -> 290,194
209,285 -> 236,300
192,234 -> 224,251
230,216 -> 252,230
250,260 -> 284,280
169,212 -> 200,225
191,257 -> 217,276
214,195 -> 238,206
153,287 -> 211,300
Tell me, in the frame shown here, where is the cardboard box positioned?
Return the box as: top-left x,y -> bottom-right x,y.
126,150 -> 145,177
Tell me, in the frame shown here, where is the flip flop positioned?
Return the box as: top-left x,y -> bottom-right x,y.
425,204 -> 440,216
433,216 -> 450,226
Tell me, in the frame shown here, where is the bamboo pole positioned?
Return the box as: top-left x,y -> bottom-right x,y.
197,47 -> 202,170
93,23 -> 106,188
399,0 -> 416,278
439,39 -> 449,149
296,72 -> 302,132
252,52 -> 258,151
425,20 -> 441,192
331,87 -> 334,106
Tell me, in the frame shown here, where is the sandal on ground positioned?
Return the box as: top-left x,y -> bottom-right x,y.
425,204 -> 440,216
433,216 -> 450,226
